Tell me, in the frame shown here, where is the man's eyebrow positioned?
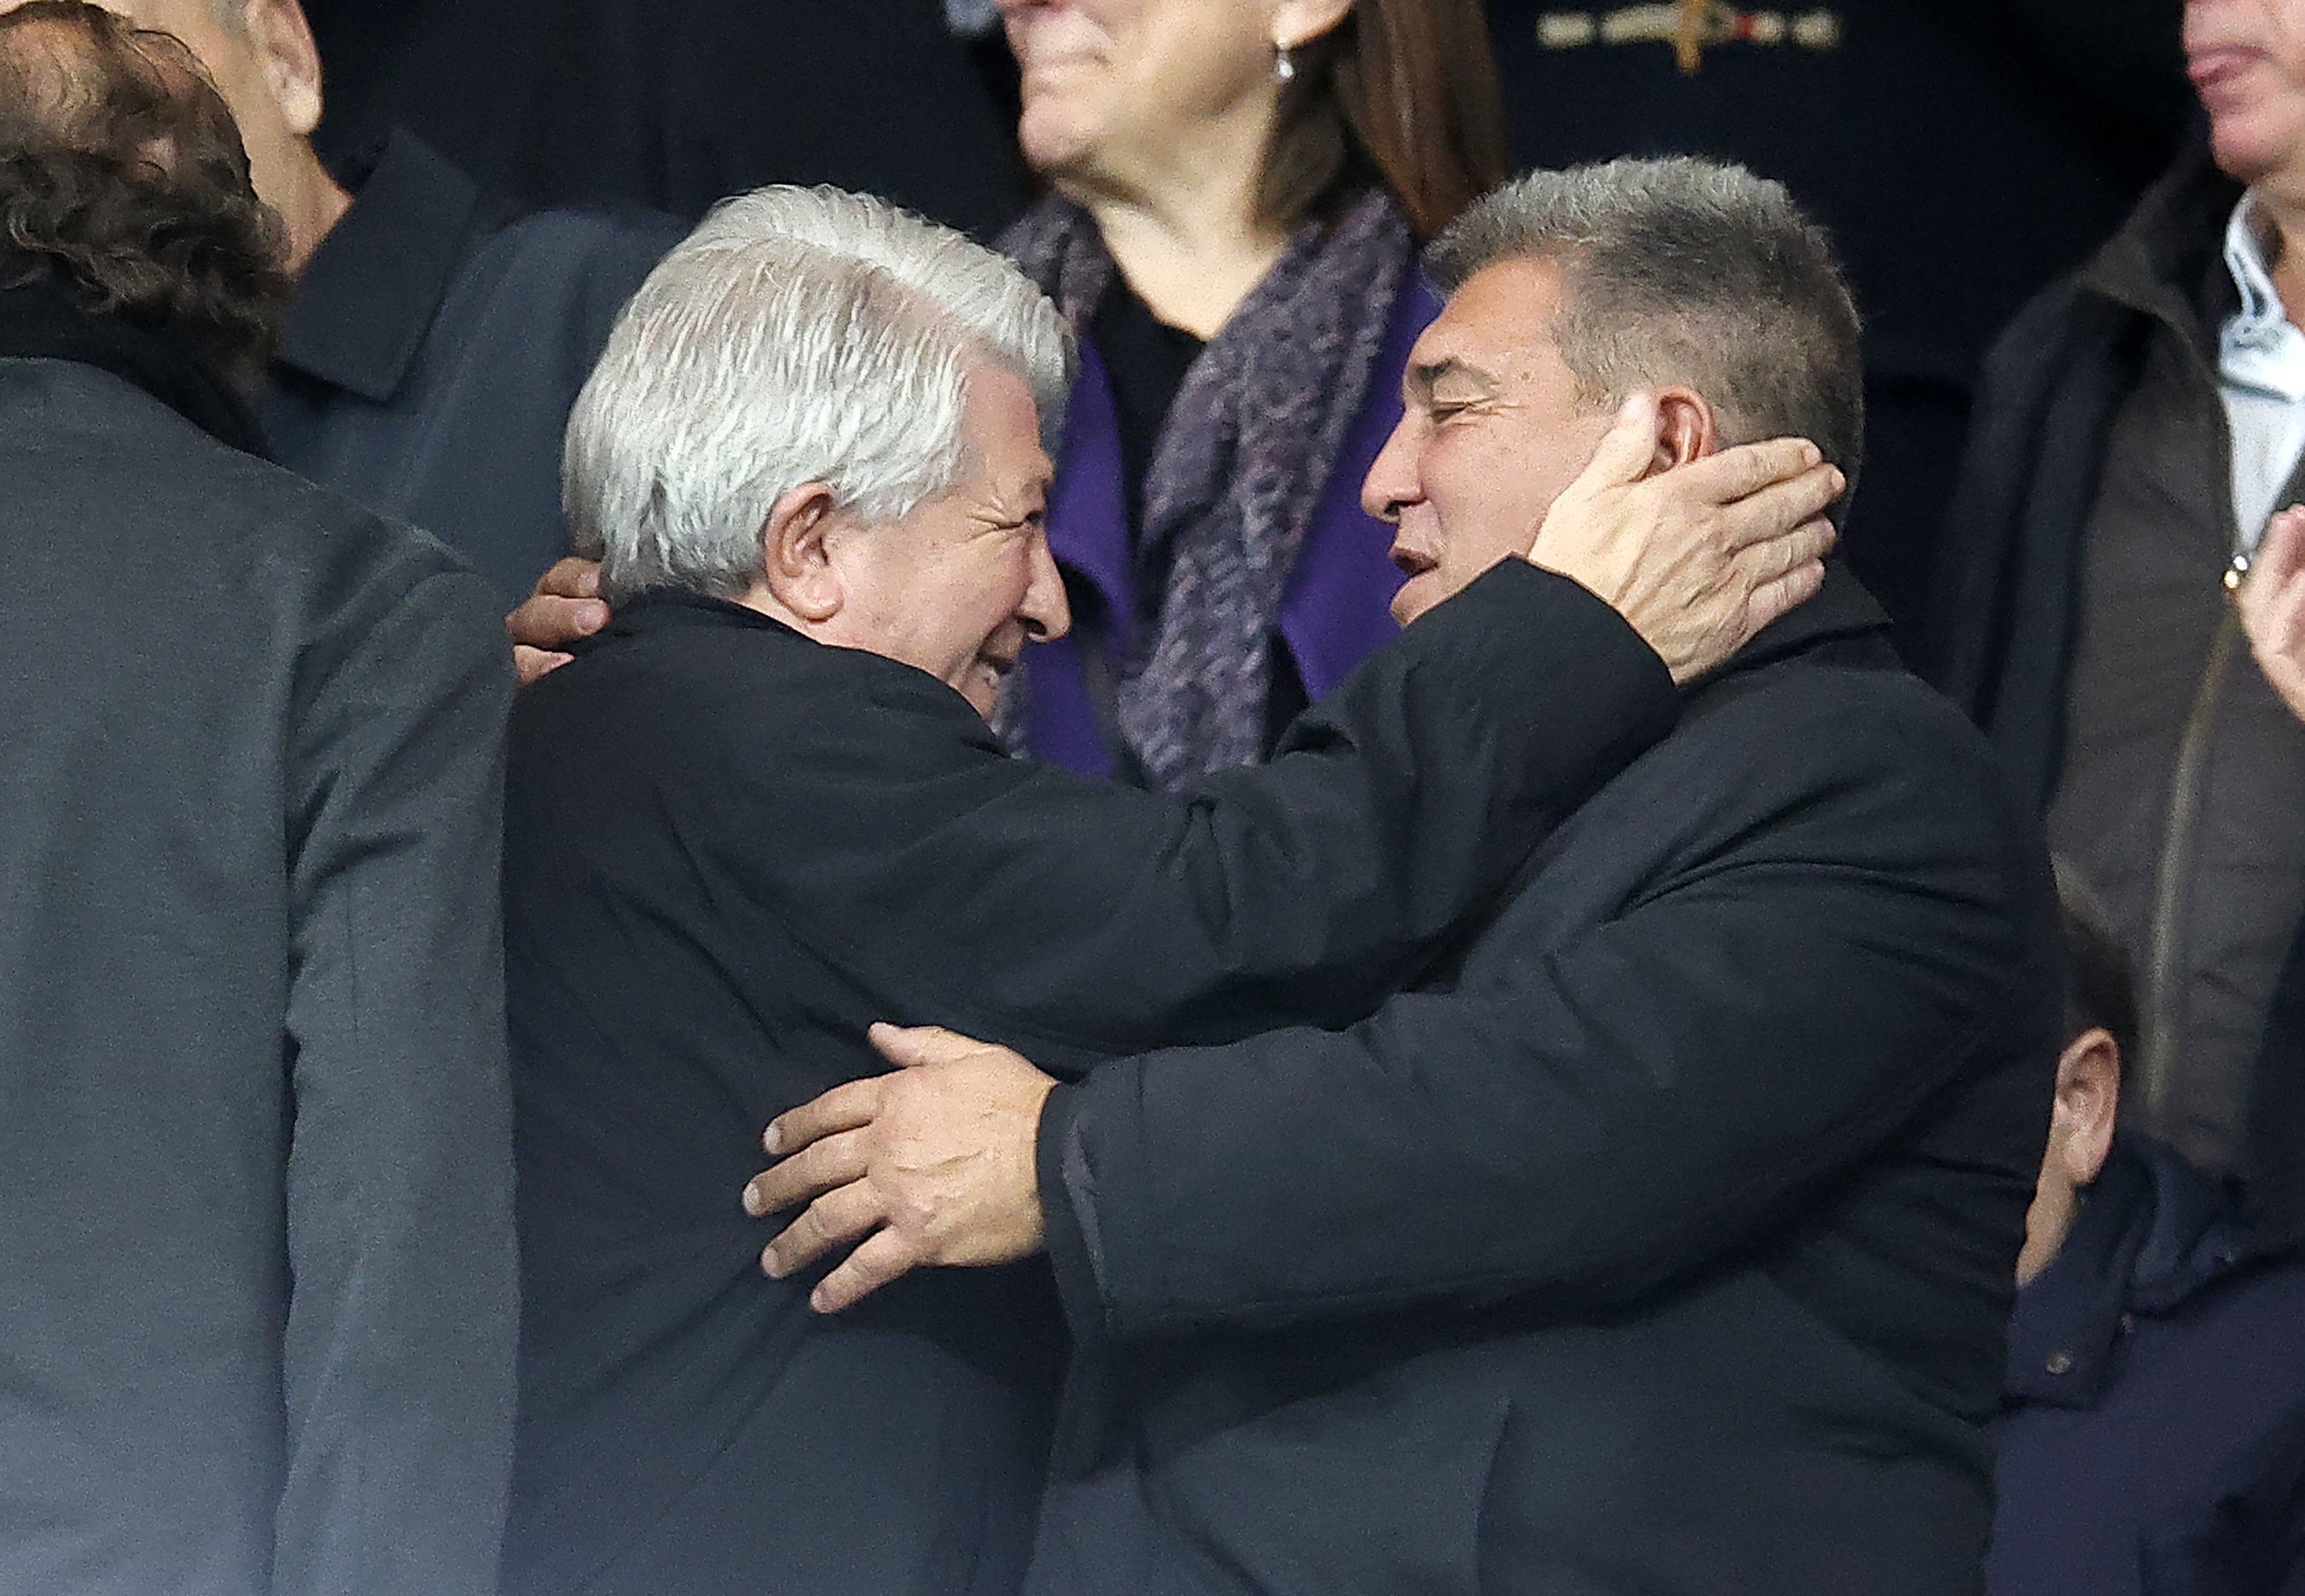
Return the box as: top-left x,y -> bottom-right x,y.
1407,357 -> 1494,392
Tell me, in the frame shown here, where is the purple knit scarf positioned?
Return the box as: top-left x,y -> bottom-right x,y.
1002,190 -> 1414,785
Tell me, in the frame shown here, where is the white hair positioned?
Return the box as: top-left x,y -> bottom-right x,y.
564,184 -> 1073,604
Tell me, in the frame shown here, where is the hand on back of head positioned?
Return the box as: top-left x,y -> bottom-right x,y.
1529,394 -> 1843,685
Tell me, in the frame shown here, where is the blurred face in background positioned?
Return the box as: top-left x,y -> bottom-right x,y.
2186,0 -> 2305,190
994,0 -> 1288,200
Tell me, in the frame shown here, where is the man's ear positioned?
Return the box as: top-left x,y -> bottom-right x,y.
242,0 -> 325,138
2049,1027 -> 2122,1188
1272,0 -> 1355,51
759,483 -> 847,624
1650,387 -> 1718,473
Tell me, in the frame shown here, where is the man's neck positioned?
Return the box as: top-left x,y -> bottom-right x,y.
277,155 -> 354,277
1058,113 -> 1289,340
2252,186 -> 2305,327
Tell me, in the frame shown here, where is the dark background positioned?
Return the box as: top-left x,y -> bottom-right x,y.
303,0 -> 2196,639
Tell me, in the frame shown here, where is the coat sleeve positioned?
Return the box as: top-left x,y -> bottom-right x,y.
273,556 -> 518,1596
736,560 -> 1682,1061
1034,692 -> 2059,1340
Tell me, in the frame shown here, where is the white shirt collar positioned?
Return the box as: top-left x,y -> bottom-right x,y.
2222,192 -> 2305,402
2226,193 -> 2289,331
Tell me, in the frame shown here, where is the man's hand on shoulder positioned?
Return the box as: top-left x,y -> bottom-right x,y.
506,557 -> 610,685
742,1024 -> 1055,1314
1529,394 -> 1843,684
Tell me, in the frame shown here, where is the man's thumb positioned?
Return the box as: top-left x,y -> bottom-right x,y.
868,1022 -> 968,1070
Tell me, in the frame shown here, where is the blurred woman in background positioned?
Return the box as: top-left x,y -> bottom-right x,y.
994,0 -> 1506,785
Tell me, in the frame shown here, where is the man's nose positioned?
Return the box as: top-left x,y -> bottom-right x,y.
1019,529 -> 1071,643
1360,415 -> 1419,524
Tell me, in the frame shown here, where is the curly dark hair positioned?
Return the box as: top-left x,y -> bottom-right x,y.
0,1 -> 291,393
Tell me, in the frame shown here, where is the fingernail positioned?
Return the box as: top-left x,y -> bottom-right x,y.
742,1182 -> 763,1217
1804,443 -> 1822,466
763,1248 -> 786,1279
762,1123 -> 783,1156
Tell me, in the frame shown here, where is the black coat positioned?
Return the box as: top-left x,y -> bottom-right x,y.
0,350 -> 517,1593
499,562 -> 1681,1596
1025,568 -> 2063,1596
263,132 -> 678,610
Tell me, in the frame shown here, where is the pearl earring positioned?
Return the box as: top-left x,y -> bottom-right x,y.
1274,42 -> 1295,84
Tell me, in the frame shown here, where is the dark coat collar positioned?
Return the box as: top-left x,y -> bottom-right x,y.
2006,1136 -> 2277,1411
0,280 -> 269,456
274,130 -> 489,404
576,589 -> 790,652
1685,560 -> 1895,693
2075,130 -> 2244,356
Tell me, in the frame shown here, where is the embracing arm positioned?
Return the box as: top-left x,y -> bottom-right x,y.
744,419 -> 1838,1059
1037,702 -> 2061,1340
277,557 -> 518,1596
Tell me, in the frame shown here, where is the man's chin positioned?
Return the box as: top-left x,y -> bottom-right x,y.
958,661 -> 1010,722
1389,579 -> 1445,629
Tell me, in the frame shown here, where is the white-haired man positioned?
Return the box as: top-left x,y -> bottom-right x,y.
751,160 -> 2064,1595
502,183 -> 1843,1596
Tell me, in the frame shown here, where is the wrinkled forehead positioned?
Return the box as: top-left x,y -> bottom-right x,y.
1406,257 -> 1579,392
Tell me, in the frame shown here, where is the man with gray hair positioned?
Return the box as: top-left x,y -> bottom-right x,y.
502,178 -> 1847,1596
751,157 -> 2063,1595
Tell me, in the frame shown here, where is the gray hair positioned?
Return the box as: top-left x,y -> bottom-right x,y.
1429,157 -> 1864,525
564,184 -> 1073,605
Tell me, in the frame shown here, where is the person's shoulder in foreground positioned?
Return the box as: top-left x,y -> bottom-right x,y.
0,10 -> 516,1593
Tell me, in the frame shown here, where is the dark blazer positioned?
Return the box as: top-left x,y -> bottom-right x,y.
0,359 -> 517,1595
1991,1138 -> 2305,1596
1027,567 -> 2063,1596
264,131 -> 679,609
499,562 -> 1681,1596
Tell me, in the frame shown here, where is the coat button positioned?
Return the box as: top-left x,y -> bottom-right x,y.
2046,1352 -> 2075,1376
